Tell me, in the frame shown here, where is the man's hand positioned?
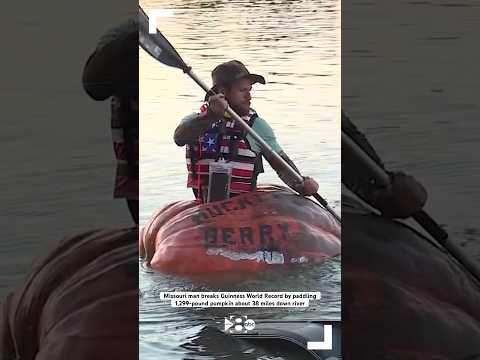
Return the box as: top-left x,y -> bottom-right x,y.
174,94 -> 228,146
297,176 -> 319,196
206,94 -> 228,118
265,150 -> 319,196
373,172 -> 427,218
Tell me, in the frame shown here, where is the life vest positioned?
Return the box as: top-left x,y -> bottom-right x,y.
186,107 -> 261,201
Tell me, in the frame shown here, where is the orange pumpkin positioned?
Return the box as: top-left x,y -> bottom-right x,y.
140,185 -> 341,273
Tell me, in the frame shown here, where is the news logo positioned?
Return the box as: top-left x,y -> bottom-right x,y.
224,315 -> 256,333
147,9 -> 175,33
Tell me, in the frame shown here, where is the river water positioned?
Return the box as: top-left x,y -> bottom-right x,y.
342,0 -> 480,262
139,0 -> 341,358
0,3 -> 135,299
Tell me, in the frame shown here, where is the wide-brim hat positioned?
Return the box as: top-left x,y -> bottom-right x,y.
204,60 -> 265,101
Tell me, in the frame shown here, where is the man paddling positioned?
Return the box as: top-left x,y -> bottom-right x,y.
342,110 -> 427,218
174,60 -> 319,203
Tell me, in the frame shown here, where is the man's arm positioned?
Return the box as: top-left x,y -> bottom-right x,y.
342,110 -> 427,218
250,118 -> 318,195
174,94 -> 228,146
342,110 -> 387,203
174,112 -> 218,146
264,150 -> 300,188
263,150 -> 318,195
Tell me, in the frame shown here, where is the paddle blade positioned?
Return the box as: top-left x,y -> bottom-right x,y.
138,6 -> 190,72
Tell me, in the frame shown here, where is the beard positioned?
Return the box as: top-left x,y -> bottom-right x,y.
230,102 -> 250,116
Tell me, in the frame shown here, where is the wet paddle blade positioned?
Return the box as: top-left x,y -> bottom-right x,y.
138,6 -> 190,72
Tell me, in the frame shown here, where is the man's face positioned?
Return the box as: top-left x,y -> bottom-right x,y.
223,77 -> 253,116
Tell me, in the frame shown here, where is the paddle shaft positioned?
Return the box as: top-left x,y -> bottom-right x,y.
342,131 -> 480,284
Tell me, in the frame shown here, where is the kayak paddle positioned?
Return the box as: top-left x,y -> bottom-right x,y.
138,5 -> 341,225
342,130 -> 480,284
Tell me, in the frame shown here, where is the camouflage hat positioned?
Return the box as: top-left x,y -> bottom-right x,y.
211,60 -> 265,91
